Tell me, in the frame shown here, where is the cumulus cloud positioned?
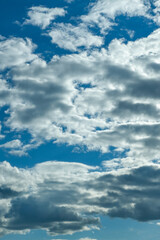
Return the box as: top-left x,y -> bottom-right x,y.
0,37 -> 37,70
24,6 -> 66,29
0,161 -> 160,237
48,23 -> 103,51
1,27 -> 160,166
0,161 -> 100,236
1,0 -> 160,239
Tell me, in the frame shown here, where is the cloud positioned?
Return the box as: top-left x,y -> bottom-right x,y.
1,0 -> 160,238
0,161 -> 100,236
0,123 -> 4,139
81,0 -> 151,33
152,0 -> 160,25
1,28 -> 160,166
0,37 -> 37,70
0,139 -> 22,149
24,6 -> 66,29
0,161 -> 160,237
48,23 -> 103,51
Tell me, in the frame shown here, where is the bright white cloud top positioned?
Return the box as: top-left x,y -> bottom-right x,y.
1,0 -> 160,239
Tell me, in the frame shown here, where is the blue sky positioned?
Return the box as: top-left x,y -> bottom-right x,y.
1,0 -> 160,239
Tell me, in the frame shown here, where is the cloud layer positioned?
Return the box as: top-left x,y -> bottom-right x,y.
1,27 -> 160,167
0,161 -> 160,236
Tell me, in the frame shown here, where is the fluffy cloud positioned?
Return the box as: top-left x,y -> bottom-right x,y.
1,28 -> 160,166
24,6 -> 66,29
0,38 -> 37,70
0,161 -> 160,237
48,23 -> 103,51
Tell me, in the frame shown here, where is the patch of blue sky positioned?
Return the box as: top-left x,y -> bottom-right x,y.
97,217 -> 160,240
0,141 -> 111,168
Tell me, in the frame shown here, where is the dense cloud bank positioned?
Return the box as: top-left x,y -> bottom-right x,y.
0,161 -> 160,236
1,0 -> 160,237
1,27 -> 160,167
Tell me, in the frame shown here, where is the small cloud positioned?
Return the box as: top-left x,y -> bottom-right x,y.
24,6 -> 67,29
0,139 -> 22,149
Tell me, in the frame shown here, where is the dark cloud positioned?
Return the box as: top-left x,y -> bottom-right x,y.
112,101 -> 159,118
129,79 -> 160,99
14,80 -> 72,124
1,162 -> 160,236
5,195 -> 100,235
91,166 -> 160,221
6,196 -> 83,229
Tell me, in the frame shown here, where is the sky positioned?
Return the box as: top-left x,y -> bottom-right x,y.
1,0 -> 160,239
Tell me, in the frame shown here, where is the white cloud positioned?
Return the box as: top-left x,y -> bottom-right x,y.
1,28 -> 160,166
0,139 -> 22,149
24,6 -> 67,29
49,23 -> 103,51
152,0 -> 160,25
0,38 -> 37,70
81,0 -> 150,33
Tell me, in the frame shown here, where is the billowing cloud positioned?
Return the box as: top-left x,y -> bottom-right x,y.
0,161 -> 160,237
0,27 -> 160,166
0,161 -> 100,236
1,0 -> 160,239
24,6 -> 66,29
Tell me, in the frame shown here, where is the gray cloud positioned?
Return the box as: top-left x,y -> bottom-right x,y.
1,161 -> 160,237
0,187 -> 20,199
